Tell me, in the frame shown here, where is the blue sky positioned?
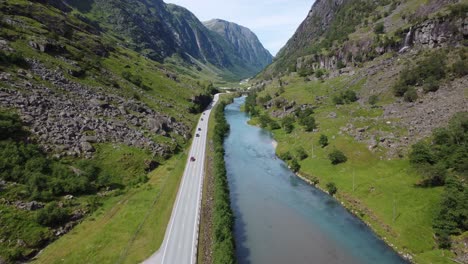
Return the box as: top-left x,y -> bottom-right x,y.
164,0 -> 314,56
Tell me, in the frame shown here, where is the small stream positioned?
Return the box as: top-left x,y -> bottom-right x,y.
224,96 -> 407,264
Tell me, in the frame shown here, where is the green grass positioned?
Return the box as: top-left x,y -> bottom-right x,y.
32,152 -> 188,264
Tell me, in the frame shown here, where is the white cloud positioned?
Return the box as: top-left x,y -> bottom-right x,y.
164,0 -> 314,55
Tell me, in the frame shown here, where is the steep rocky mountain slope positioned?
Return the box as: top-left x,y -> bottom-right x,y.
204,19 -> 273,74
63,0 -> 269,80
250,0 -> 467,263
0,0 -> 270,262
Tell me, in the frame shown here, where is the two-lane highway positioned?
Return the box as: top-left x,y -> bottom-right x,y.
143,94 -> 220,264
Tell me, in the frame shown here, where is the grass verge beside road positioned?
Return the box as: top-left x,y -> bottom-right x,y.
33,152 -> 187,264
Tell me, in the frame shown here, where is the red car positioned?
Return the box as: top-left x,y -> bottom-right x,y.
190,156 -> 196,162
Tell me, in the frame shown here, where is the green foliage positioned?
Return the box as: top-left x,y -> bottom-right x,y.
448,3 -> 468,18
258,114 -> 272,128
281,116 -> 295,134
36,202 -> 70,227
393,52 -> 447,98
374,22 -> 385,34
328,149 -> 348,165
403,86 -> 418,102
0,51 -> 29,68
302,116 -> 317,132
451,56 -> 468,78
326,182 -> 338,196
298,67 -> 314,77
319,134 -> 329,148
337,60 -> 346,69
423,77 -> 439,93
295,147 -> 308,161
258,94 -> 272,105
315,69 -> 325,78
0,110 -> 23,140
432,176 -> 467,249
278,151 -> 293,161
410,112 -> 468,187
289,158 -> 300,173
212,101 -> 236,263
409,141 -> 435,166
368,95 -> 379,106
269,120 -> 281,130
122,70 -> 143,87
244,94 -> 258,116
333,90 -> 358,105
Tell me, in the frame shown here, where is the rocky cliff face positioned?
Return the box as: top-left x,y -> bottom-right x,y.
204,19 -> 273,74
276,0 -> 348,61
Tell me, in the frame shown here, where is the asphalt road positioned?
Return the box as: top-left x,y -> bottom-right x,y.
143,94 -> 220,264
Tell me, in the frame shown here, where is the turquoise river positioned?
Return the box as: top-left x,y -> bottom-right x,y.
224,96 -> 407,264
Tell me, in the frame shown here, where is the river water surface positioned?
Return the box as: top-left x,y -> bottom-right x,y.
224,96 -> 407,264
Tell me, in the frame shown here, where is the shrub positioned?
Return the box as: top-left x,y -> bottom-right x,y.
290,158 -> 300,173
0,51 -> 28,68
319,134 -> 329,148
258,114 -> 272,128
269,120 -> 281,130
302,116 -> 317,132
403,87 -> 418,102
295,147 -> 308,160
278,151 -> 293,161
451,58 -> 468,78
368,95 -> 379,106
393,81 -> 409,97
337,60 -> 346,69
409,142 -> 435,165
423,77 -> 439,93
332,95 -> 344,105
211,101 -> 236,262
0,110 -> 23,140
315,69 -> 325,78
310,176 -> 320,185
36,202 -> 70,227
374,22 -> 385,34
298,68 -> 314,77
281,116 -> 294,134
326,182 -> 338,196
343,90 -> 358,103
433,176 -> 467,249
328,149 -> 347,165
333,90 -> 358,105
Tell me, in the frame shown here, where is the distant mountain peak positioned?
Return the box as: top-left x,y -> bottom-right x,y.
204,19 -> 273,73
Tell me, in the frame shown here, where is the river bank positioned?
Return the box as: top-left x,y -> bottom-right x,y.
226,96 -> 407,264
263,131 -> 412,261
254,111 -> 450,263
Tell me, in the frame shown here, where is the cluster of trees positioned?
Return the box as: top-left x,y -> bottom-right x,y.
244,93 -> 258,116
409,112 -> 467,186
277,147 -> 307,173
332,90 -> 358,105
211,101 -> 236,263
393,52 -> 447,102
409,112 -> 467,248
295,108 -> 317,132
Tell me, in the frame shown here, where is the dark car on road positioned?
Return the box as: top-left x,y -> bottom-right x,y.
190,156 -> 196,162
198,128 -> 201,131
196,134 -> 200,137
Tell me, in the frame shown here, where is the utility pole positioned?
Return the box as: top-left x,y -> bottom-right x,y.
353,169 -> 355,192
